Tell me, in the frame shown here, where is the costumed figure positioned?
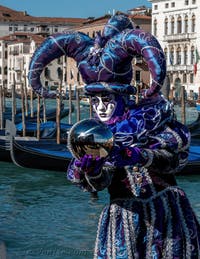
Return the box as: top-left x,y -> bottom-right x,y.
28,14 -> 200,258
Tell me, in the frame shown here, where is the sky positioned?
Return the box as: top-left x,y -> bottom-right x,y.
0,0 -> 151,18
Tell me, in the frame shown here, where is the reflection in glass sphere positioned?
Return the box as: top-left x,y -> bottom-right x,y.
68,119 -> 114,160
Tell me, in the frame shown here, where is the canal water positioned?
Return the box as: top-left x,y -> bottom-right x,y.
0,161 -> 200,259
1,100 -> 200,258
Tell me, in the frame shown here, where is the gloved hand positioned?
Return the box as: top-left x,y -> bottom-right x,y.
74,154 -> 105,176
109,146 -> 147,167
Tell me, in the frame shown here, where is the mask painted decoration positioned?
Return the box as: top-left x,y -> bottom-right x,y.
68,119 -> 114,160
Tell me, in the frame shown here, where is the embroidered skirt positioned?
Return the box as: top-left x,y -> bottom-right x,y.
94,186 -> 200,258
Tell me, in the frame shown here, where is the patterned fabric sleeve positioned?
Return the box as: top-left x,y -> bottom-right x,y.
67,159 -> 114,192
140,120 -> 190,174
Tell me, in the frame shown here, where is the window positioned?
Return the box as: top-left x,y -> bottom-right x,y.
185,0 -> 189,5
183,74 -> 187,83
191,46 -> 195,64
177,16 -> 182,34
154,5 -> 158,10
192,0 -> 196,3
192,15 -> 196,33
135,70 -> 141,82
171,2 -> 175,7
184,46 -> 188,65
171,17 -> 175,34
44,67 -> 50,78
30,28 -> 34,32
164,18 -> 168,35
165,3 -> 169,8
176,47 -> 181,65
164,48 -> 168,59
4,66 -> 7,75
184,15 -> 188,33
190,73 -> 194,83
170,47 -> 174,65
9,27 -> 12,31
153,19 -> 157,36
77,72 -> 80,83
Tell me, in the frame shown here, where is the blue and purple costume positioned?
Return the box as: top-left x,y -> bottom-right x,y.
28,14 -> 200,258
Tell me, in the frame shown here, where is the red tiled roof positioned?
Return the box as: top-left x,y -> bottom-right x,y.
0,32 -> 45,44
0,5 -> 86,24
129,14 -> 151,20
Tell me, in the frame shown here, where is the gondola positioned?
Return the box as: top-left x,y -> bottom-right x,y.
3,103 -> 72,124
2,120 -> 72,171
179,139 -> 200,174
0,129 -> 11,162
15,121 -> 72,138
10,137 -> 72,172
187,111 -> 200,138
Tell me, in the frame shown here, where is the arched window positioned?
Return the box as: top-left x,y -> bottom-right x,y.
4,66 -> 7,75
164,47 -> 168,64
77,72 -> 80,83
184,46 -> 188,65
177,16 -> 182,34
176,46 -> 181,65
170,46 -> 174,65
184,15 -> 188,33
57,67 -> 63,80
191,46 -> 195,64
44,67 -> 50,78
190,73 -> 194,83
153,19 -> 157,36
164,18 -> 168,35
171,17 -> 175,34
192,15 -> 196,32
183,73 -> 187,83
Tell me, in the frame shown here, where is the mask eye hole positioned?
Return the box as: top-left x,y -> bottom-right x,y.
91,97 -> 99,105
101,94 -> 115,104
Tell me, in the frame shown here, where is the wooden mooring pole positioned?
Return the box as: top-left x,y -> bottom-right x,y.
37,95 -> 41,140
56,82 -> 62,144
0,85 -> 3,129
11,74 -> 16,124
76,87 -> 80,122
68,84 -> 72,124
181,85 -> 186,125
20,82 -> 26,137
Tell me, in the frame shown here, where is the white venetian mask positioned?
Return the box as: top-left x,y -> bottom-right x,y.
92,94 -> 117,122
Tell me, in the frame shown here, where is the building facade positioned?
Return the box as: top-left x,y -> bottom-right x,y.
0,5 -> 152,96
0,5 -> 87,93
149,0 -> 200,99
0,5 -> 87,37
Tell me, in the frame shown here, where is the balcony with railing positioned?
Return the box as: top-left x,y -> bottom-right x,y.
163,33 -> 196,42
167,64 -> 194,72
9,50 -> 19,55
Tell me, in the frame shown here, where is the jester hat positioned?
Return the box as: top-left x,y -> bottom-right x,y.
28,14 -> 166,98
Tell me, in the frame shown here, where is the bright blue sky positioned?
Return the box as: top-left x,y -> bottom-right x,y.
1,0 -> 151,18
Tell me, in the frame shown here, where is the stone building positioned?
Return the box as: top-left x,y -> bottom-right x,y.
0,5 -> 87,37
0,5 -> 152,96
149,0 -> 200,99
0,5 -> 87,93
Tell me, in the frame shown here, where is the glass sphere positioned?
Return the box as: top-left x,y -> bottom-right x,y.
68,119 -> 114,160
